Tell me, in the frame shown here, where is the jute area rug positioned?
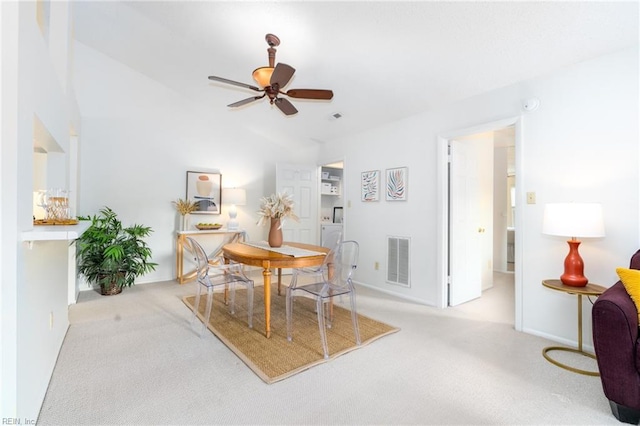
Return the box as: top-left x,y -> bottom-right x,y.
182,284 -> 399,384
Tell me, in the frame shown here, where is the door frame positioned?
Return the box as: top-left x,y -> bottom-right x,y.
436,116 -> 524,331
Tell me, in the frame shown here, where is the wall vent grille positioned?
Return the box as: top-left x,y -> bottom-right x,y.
387,236 -> 410,287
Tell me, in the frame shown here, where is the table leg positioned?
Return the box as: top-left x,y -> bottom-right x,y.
277,268 -> 282,296
177,234 -> 184,284
328,263 -> 335,320
541,292 -> 598,376
223,258 -> 229,304
263,267 -> 272,338
577,294 -> 583,351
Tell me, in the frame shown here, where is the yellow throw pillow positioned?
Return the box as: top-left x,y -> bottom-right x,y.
616,267 -> 640,322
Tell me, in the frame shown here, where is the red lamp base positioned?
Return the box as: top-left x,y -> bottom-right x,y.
560,239 -> 588,287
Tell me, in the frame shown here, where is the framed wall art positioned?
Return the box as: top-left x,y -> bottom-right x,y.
361,170 -> 380,202
386,167 -> 407,201
186,171 -> 222,214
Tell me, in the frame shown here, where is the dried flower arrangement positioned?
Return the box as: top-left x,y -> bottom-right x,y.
257,192 -> 299,229
172,198 -> 199,216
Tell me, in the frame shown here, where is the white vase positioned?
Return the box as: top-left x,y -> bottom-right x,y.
180,214 -> 191,231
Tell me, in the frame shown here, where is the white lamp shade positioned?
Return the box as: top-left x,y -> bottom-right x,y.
542,203 -> 605,238
223,188 -> 246,206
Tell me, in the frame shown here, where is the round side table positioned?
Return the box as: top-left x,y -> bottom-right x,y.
541,279 -> 606,376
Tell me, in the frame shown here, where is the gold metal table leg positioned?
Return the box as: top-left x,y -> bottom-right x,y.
542,294 -> 599,376
177,234 -> 184,284
542,346 -> 598,376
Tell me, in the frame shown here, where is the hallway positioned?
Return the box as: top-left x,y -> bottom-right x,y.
449,271 -> 515,325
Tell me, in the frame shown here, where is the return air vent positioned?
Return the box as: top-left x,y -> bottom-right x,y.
387,236 -> 410,287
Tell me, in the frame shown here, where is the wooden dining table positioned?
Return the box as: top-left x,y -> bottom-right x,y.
222,241 -> 329,338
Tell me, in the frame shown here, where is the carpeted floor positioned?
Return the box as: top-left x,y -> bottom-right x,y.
37,274 -> 618,425
183,285 -> 398,383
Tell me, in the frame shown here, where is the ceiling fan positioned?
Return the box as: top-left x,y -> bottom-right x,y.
207,34 -> 334,116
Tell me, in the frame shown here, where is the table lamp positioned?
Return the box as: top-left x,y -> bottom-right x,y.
223,188 -> 246,231
542,202 -> 605,287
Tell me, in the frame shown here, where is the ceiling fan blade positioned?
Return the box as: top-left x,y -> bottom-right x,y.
228,94 -> 265,108
274,98 -> 298,116
285,89 -> 334,100
270,63 -> 295,88
208,75 -> 261,92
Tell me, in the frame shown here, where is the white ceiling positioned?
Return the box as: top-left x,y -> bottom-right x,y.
71,1 -> 638,147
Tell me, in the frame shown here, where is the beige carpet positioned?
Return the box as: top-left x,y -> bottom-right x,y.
39,281 -> 618,424
183,285 -> 399,384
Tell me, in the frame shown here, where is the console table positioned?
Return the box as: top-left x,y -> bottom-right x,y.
541,279 -> 606,376
176,229 -> 245,284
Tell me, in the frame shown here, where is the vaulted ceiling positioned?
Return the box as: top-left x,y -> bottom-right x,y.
72,1 -> 638,147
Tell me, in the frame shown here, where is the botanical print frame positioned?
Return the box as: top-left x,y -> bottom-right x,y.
361,170 -> 380,202
186,171 -> 222,214
386,167 -> 407,201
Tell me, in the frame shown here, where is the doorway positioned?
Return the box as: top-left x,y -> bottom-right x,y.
275,160 -> 345,248
319,160 -> 344,247
436,117 -> 523,331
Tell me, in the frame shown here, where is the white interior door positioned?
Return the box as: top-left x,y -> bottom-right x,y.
276,163 -> 318,244
449,140 -> 482,306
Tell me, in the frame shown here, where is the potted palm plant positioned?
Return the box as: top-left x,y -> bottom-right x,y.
76,206 -> 157,295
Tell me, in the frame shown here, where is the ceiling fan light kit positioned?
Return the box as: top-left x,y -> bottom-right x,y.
207,33 -> 333,116
252,67 -> 274,87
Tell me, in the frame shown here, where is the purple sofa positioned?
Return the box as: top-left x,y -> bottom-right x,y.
592,249 -> 640,424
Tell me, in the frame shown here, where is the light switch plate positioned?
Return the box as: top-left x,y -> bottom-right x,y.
527,192 -> 536,204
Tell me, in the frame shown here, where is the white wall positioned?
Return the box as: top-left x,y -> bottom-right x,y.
21,241 -> 70,418
1,0 -> 81,420
0,0 -> 20,419
321,47 -> 639,347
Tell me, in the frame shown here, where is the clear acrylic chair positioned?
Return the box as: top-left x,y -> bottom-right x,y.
186,237 -> 254,337
286,240 -> 361,359
287,231 -> 342,293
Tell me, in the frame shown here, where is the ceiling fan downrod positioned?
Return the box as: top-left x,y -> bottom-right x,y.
265,33 -> 280,68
